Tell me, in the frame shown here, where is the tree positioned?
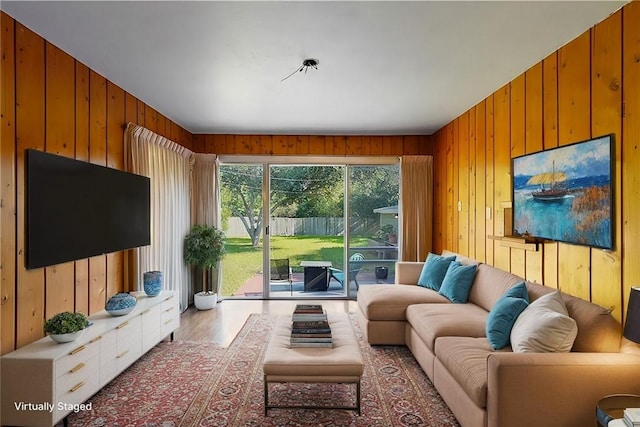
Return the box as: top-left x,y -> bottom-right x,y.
220,165 -> 343,247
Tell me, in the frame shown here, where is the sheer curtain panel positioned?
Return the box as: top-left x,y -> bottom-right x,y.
191,154 -> 222,298
400,156 -> 433,262
125,123 -> 192,311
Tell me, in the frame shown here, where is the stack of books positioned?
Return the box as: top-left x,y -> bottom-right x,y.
624,408 -> 640,427
290,304 -> 333,348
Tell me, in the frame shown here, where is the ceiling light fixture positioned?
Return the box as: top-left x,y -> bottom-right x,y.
280,58 -> 319,82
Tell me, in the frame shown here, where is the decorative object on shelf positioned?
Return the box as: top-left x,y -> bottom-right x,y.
184,224 -> 226,310
143,270 -> 163,297
624,287 -> 640,344
106,292 -> 137,316
44,311 -> 90,343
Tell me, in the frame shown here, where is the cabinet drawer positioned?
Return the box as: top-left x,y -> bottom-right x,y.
98,330 -> 117,367
55,340 -> 99,379
53,371 -> 99,422
55,354 -> 99,400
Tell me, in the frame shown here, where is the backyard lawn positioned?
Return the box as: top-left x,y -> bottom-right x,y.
221,235 -> 380,296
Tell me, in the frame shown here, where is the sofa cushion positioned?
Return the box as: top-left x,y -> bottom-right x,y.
486,282 -> 529,350
468,263 -> 525,312
438,261 -> 477,303
434,336 -> 506,408
406,303 -> 488,351
417,253 -> 456,290
510,290 -> 578,353
357,284 -> 449,321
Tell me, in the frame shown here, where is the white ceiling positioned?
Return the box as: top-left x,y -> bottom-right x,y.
1,1 -> 627,136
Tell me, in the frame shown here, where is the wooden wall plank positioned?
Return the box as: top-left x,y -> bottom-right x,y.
622,1 -> 640,323
451,119 -> 459,253
558,31 -> 592,144
525,62 -> 543,154
106,81 -> 125,299
88,70 -> 107,315
74,62 -> 90,314
15,23 -> 46,347
590,10 -> 622,320
125,93 -> 137,127
557,29 -> 592,301
45,42 -> 75,318
543,53 -> 559,150
468,108 -> 477,260
458,112 -> 470,256
493,85 -> 511,271
475,103 -> 487,262
485,95 -> 495,266
1,11 -> 17,354
509,74 -> 525,275
510,73 -> 526,158
445,124 -> 454,251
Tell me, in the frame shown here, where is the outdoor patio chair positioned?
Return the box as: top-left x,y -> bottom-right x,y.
328,253 -> 365,291
270,258 -> 293,295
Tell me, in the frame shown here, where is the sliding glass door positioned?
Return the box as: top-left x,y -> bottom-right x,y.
219,157 -> 399,299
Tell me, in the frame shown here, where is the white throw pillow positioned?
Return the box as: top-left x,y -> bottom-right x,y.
510,290 -> 578,353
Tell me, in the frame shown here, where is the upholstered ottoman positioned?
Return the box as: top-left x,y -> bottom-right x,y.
262,312 -> 364,414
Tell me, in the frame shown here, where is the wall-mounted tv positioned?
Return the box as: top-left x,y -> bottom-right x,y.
512,134 -> 613,249
26,149 -> 151,269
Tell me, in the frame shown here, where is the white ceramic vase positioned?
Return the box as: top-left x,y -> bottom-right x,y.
194,292 -> 217,310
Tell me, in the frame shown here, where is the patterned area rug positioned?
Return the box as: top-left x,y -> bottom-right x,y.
62,314 -> 460,426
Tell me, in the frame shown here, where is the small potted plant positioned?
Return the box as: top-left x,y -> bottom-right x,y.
184,224 -> 226,310
44,311 -> 90,343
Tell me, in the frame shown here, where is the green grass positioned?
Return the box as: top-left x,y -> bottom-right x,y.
220,235 -> 372,296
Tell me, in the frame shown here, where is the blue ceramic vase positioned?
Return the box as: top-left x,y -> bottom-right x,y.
143,271 -> 163,297
106,293 -> 137,316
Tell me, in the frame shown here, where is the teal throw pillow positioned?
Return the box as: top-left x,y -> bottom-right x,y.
486,282 -> 530,350
438,261 -> 477,303
417,253 -> 456,290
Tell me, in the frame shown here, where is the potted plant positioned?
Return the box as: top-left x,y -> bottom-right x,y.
184,224 -> 226,310
44,311 -> 90,343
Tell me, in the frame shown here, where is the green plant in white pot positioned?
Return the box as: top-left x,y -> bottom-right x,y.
184,224 -> 226,310
44,311 -> 90,343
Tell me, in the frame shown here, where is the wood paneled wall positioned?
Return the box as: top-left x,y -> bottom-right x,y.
0,12 -> 193,354
192,134 -> 430,156
432,3 -> 640,324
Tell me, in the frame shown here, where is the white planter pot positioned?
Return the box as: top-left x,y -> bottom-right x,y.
194,292 -> 217,310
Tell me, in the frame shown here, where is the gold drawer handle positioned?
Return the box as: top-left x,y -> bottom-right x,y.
117,350 -> 129,359
69,345 -> 86,355
164,307 -> 174,313
69,362 -> 85,373
69,382 -> 85,393
116,321 -> 129,329
140,309 -> 151,315
90,336 -> 102,343
164,319 -> 172,325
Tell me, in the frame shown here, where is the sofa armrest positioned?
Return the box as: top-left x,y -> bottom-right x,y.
395,262 -> 423,285
487,352 -> 640,427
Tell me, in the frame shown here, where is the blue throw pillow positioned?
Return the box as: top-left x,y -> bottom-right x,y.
417,253 -> 456,290
486,282 -> 529,350
438,261 -> 477,303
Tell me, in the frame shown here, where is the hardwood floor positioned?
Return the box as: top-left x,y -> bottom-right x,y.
173,299 -> 358,347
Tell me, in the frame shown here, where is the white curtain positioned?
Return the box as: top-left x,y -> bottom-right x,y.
400,156 -> 433,262
125,123 -> 193,311
190,154 -> 222,297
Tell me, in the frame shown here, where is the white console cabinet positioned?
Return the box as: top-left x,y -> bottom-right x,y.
1,290 -> 179,427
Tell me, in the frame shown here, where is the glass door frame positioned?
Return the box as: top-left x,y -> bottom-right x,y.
218,155 -> 400,299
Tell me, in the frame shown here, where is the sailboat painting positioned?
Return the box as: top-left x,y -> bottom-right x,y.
512,134 -> 613,249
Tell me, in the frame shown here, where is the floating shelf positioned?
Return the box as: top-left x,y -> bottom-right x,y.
488,235 -> 539,251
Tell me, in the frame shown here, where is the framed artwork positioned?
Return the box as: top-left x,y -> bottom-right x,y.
512,134 -> 613,249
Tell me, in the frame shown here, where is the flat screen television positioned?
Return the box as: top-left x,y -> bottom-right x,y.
26,149 -> 151,269
512,134 -> 613,249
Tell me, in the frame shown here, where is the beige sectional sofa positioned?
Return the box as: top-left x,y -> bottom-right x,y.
356,251 -> 640,427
